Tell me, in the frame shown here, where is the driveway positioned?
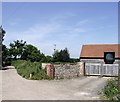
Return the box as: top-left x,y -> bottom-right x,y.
1,66 -> 110,100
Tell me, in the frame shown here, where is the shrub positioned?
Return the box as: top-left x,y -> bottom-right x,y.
102,78 -> 119,100
11,60 -> 52,80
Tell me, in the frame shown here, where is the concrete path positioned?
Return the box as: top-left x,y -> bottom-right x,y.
1,66 -> 110,100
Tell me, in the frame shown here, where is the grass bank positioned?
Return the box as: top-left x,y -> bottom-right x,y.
12,60 -> 52,80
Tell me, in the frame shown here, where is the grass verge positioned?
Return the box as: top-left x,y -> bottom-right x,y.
12,60 -> 53,80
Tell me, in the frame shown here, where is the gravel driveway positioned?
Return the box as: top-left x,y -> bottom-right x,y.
1,66 -> 110,100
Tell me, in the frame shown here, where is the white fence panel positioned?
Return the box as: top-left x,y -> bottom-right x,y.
85,63 -> 118,76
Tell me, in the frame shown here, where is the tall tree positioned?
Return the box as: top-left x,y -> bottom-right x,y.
61,48 -> 70,62
1,27 -> 9,66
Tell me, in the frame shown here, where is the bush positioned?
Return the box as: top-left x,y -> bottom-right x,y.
11,60 -> 52,80
102,78 -> 119,100
5,60 -> 11,66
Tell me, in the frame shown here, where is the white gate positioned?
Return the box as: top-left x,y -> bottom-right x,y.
102,64 -> 118,76
85,63 -> 118,76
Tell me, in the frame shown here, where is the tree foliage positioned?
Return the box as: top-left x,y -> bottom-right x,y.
2,44 -> 9,66
1,27 -> 9,66
52,50 -> 61,62
60,48 -> 70,62
1,27 -> 6,42
21,44 -> 45,62
52,48 -> 70,62
45,56 -> 52,63
9,41 -> 50,63
9,40 -> 26,60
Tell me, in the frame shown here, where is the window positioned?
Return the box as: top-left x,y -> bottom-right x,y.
106,53 -> 114,60
104,52 -> 115,64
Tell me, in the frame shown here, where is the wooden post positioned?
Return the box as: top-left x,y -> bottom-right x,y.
30,74 -> 32,79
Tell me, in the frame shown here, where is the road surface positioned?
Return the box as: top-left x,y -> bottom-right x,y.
1,66 -> 110,100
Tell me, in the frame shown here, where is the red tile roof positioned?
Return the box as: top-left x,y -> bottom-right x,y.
80,44 -> 120,58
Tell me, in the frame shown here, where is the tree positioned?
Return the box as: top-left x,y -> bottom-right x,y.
1,27 -> 10,66
52,50 -> 61,62
21,44 -> 45,62
52,48 -> 70,62
9,40 -> 26,60
69,58 -> 79,63
45,55 -> 52,63
2,45 -> 9,66
60,48 -> 70,62
0,26 -> 6,42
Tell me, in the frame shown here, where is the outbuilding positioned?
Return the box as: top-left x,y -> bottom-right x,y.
80,44 -> 120,76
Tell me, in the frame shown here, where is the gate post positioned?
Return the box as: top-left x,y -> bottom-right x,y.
100,62 -> 103,77
46,64 -> 55,78
78,62 -> 85,76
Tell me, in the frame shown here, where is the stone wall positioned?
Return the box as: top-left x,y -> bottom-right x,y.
54,62 -> 84,79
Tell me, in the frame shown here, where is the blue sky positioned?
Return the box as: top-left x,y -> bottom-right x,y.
2,2 -> 118,58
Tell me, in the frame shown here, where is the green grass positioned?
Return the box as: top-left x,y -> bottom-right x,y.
102,78 -> 120,101
12,60 -> 53,80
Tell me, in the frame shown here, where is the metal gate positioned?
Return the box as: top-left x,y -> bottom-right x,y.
85,63 -> 118,76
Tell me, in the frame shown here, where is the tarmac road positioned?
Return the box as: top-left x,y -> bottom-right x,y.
1,66 -> 110,100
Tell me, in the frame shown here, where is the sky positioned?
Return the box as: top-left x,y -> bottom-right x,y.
2,2 -> 118,58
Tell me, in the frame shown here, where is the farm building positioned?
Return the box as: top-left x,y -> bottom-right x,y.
80,44 -> 120,76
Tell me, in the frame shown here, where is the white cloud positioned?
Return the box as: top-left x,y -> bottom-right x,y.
76,19 -> 90,26
9,22 -> 17,26
4,14 -> 92,58
6,22 -> 61,42
50,13 -> 76,22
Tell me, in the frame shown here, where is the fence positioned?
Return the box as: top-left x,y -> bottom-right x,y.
85,63 -> 119,76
